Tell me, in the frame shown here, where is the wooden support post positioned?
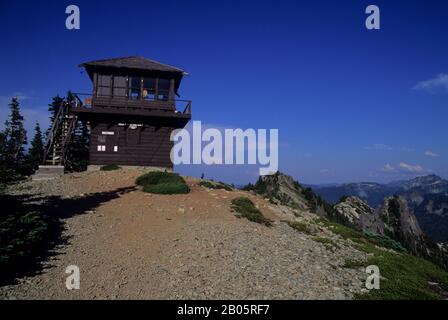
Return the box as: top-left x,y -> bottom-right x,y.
169,79 -> 175,101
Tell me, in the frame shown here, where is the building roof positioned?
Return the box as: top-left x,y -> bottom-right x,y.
79,56 -> 186,74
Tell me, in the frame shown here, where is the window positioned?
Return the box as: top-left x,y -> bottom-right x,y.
143,78 -> 156,100
128,77 -> 141,100
158,78 -> 170,101
97,145 -> 106,152
97,74 -> 111,97
113,76 -> 127,98
114,146 -> 118,152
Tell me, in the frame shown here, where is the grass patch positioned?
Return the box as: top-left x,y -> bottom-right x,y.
287,221 -> 316,235
365,232 -> 406,252
315,217 -> 448,299
100,164 -> 121,171
343,258 -> 366,269
143,182 -> 190,195
316,217 -> 407,253
355,248 -> 448,300
231,197 -> 272,226
315,217 -> 365,242
136,171 -> 190,195
199,180 -> 233,191
312,236 -> 340,250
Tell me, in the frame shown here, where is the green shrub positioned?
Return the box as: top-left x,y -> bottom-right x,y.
315,217 -> 368,243
0,210 -> 49,270
100,164 -> 121,171
312,236 -> 340,250
136,171 -> 182,186
199,180 -> 233,191
136,171 -> 190,195
343,259 -> 366,269
288,221 -> 316,235
231,197 -> 272,226
365,232 -> 406,252
143,182 -> 190,195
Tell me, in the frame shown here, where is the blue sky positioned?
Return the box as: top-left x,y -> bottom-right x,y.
0,0 -> 447,185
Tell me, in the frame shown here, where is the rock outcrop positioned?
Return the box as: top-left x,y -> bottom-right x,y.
376,196 -> 423,240
312,174 -> 448,243
248,172 -> 332,217
333,196 -> 374,229
335,195 -> 448,269
335,195 -> 424,245
254,173 -> 309,210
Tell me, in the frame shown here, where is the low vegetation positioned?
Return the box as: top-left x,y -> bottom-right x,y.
100,164 -> 121,171
315,217 -> 448,299
0,192 -> 53,283
199,180 -> 233,191
356,247 -> 448,300
287,221 -> 316,235
343,258 -> 366,269
0,211 -> 49,271
231,197 -> 272,226
311,236 -> 339,251
136,171 -> 190,195
364,232 -> 406,252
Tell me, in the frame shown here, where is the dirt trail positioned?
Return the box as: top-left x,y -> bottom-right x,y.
0,169 -> 366,299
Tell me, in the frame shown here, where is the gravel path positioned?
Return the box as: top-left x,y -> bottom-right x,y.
0,169 -> 367,299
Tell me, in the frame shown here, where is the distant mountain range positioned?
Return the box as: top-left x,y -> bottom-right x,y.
247,172 -> 448,269
310,175 -> 448,242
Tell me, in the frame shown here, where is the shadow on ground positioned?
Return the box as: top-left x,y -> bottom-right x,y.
0,186 -> 137,286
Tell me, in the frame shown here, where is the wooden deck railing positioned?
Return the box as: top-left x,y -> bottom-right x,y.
70,93 -> 192,115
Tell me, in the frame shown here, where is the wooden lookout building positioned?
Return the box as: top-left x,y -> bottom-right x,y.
40,56 -> 191,175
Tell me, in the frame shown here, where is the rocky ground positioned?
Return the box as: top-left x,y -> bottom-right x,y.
1,169 -> 368,300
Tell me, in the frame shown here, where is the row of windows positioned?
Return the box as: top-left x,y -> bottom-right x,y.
97,145 -> 118,152
96,74 -> 172,101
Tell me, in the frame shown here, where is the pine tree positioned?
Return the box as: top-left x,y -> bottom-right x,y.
65,91 -> 89,172
0,131 -> 7,184
0,98 -> 28,182
27,122 -> 44,171
47,95 -> 64,133
65,120 -> 90,172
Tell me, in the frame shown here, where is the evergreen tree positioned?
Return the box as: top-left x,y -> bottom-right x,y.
66,90 -> 75,104
27,122 -> 44,171
64,91 -> 89,172
47,95 -> 64,133
0,98 -> 28,182
0,131 -> 7,184
65,120 -> 89,172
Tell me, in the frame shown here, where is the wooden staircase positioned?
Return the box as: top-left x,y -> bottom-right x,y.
32,101 -> 77,180
43,101 -> 77,166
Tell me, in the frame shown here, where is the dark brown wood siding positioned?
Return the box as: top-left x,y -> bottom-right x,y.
89,123 -> 175,167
